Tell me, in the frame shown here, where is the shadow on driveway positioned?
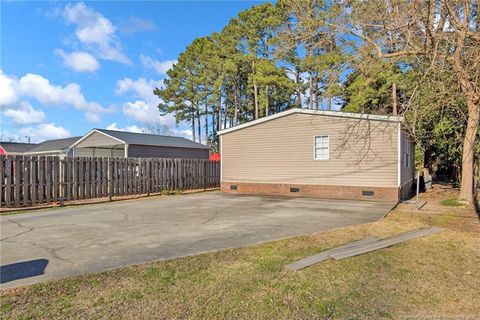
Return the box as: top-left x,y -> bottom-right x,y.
1,259 -> 48,284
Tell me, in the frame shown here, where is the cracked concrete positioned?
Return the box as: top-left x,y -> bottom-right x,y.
0,191 -> 394,289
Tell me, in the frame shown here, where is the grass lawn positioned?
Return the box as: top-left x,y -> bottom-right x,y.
1,186 -> 479,319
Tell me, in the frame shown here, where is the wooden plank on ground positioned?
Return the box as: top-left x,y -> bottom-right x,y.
330,227 -> 445,260
285,237 -> 380,271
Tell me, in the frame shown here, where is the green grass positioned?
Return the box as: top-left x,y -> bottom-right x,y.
440,197 -> 465,207
1,204 -> 479,319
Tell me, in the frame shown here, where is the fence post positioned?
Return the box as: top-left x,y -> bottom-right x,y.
146,158 -> 151,196
5,157 -> 12,207
109,158 -> 113,201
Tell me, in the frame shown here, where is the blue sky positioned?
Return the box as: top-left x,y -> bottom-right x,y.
1,1 -> 261,142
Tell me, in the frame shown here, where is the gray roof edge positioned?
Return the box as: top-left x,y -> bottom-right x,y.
218,108 -> 404,135
28,136 -> 82,153
77,128 -> 209,150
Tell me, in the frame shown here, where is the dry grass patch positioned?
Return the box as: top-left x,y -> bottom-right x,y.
1,186 -> 479,319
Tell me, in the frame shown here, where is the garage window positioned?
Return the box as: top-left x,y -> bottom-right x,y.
314,135 -> 329,160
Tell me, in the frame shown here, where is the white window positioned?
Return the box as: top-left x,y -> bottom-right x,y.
314,135 -> 329,160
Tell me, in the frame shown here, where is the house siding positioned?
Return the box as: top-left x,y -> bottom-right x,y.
74,131 -> 123,148
128,145 -> 209,159
221,113 -> 400,200
73,147 -> 124,158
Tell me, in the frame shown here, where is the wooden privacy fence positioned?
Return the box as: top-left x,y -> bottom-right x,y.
0,155 -> 220,208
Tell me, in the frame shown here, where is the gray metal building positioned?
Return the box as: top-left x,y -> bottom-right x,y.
1,129 -> 209,159
71,129 -> 209,159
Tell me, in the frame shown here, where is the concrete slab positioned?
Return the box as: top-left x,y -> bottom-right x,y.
0,191 -> 395,289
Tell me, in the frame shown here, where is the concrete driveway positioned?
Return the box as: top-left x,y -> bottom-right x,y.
0,191 -> 394,289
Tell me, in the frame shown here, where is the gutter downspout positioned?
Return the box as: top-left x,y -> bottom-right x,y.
124,143 -> 129,158
220,135 -> 223,187
397,122 -> 402,200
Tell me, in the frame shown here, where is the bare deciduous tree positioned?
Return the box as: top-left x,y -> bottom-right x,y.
289,0 -> 479,203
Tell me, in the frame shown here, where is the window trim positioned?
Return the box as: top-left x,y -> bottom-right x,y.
313,135 -> 330,161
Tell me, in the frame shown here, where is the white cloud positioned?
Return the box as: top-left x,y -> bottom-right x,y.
115,77 -> 163,105
140,54 -> 176,75
55,49 -> 100,73
115,78 -> 174,126
2,101 -> 46,125
118,16 -> 156,35
19,123 -> 71,142
106,123 -> 143,133
114,77 -> 194,141
171,128 -> 193,140
0,70 -> 111,123
122,100 -> 160,123
85,112 -> 101,123
0,70 -> 17,105
62,2 -> 130,65
104,122 -> 192,139
16,73 -> 108,113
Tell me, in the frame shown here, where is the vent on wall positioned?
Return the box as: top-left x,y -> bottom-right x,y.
362,190 -> 374,196
290,187 -> 300,193
230,185 -> 238,190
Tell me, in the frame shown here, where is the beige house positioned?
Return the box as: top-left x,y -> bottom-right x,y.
218,108 -> 415,202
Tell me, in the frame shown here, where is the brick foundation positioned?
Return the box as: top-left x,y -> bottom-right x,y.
221,182 -> 400,202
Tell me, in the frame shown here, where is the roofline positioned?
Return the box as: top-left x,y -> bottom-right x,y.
127,143 -> 209,150
23,150 -> 64,155
217,108 -> 404,136
69,129 -> 126,149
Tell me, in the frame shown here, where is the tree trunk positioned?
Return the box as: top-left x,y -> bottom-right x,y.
309,75 -> 313,110
252,60 -> 259,119
450,49 -> 480,203
326,69 -> 332,111
295,70 -> 302,108
459,98 -> 479,203
392,82 -> 398,115
196,104 -> 201,144
191,115 -> 196,142
204,103 -> 209,145
233,85 -> 238,125
212,107 -> 216,135
265,85 -> 269,116
217,95 -> 221,132
223,103 -> 228,129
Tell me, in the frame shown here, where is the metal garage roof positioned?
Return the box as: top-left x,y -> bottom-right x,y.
28,137 -> 82,153
78,129 -> 209,150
